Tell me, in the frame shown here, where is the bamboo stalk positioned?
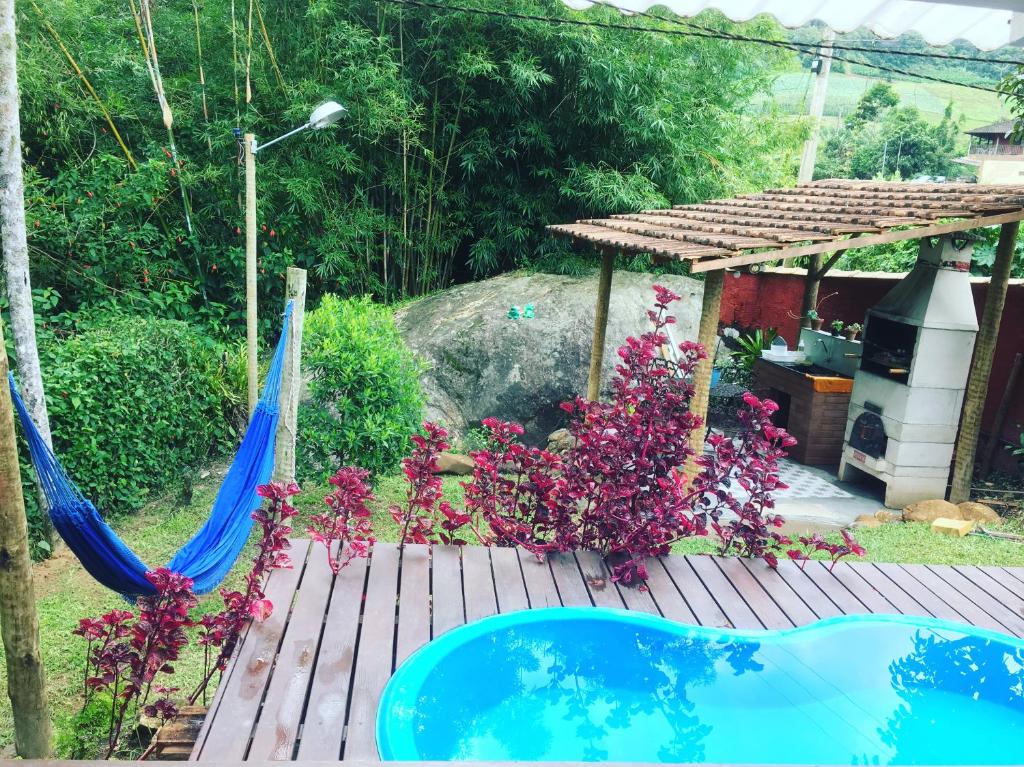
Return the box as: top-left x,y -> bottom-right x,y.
192,0 -> 212,152
28,0 -> 136,170
254,0 -> 285,93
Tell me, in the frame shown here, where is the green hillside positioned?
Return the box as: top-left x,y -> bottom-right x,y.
770,70 -> 1011,131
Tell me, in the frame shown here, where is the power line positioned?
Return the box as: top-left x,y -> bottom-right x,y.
379,0 -> 1012,94
590,1 -> 1024,67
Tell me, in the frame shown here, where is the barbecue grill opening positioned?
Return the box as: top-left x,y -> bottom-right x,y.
860,315 -> 918,384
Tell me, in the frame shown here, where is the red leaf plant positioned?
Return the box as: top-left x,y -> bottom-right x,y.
461,286 -> 806,584
390,422 -> 482,546
73,569 -> 197,757
788,529 -> 866,572
307,466 -> 376,573
190,480 -> 300,705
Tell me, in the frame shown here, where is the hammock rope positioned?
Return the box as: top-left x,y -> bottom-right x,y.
9,302 -> 293,598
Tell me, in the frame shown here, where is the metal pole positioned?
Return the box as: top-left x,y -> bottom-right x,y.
273,267 -> 307,484
0,318 -> 51,757
586,250 -> 616,401
244,132 -> 258,415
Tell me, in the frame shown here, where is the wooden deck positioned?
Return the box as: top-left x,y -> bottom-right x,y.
191,540 -> 1024,762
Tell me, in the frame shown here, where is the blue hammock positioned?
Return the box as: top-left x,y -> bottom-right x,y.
9,302 -> 293,598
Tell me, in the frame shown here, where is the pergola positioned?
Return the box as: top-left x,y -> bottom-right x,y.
549,179 -> 1024,499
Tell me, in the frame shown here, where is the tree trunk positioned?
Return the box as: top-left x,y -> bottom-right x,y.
949,221 -> 1019,503
799,254 -> 823,328
685,268 -> 725,481
0,317 -> 51,757
0,0 -> 53,546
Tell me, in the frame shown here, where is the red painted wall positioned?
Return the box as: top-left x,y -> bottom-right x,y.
720,270 -> 1024,473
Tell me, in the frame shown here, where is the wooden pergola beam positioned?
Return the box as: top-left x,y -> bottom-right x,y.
586,249 -> 616,401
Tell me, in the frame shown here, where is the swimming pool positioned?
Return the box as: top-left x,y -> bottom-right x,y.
377,607 -> 1024,764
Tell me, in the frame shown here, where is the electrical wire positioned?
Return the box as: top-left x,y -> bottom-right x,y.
378,0 -> 1015,94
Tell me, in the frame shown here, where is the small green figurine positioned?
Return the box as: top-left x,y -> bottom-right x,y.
522,303 -> 535,319
507,305 -> 521,320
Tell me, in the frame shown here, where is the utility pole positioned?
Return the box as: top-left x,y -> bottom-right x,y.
0,318 -> 51,757
244,132 -> 258,415
797,28 -> 836,184
0,0 -> 53,546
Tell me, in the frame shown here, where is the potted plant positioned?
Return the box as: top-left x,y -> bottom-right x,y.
807,310 -> 824,331
831,319 -> 845,337
844,322 -> 862,341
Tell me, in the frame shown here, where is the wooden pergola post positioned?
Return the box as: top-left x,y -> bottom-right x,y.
950,221 -> 1019,503
0,319 -> 51,757
272,267 -> 307,484
689,268 -> 725,459
586,250 -> 616,401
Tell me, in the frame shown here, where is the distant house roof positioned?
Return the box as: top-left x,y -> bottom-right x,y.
966,120 -> 1018,138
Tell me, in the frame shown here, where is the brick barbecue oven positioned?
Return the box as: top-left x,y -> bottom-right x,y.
838,235 -> 979,507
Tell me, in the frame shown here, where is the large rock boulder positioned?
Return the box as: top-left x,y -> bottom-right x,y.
395,270 -> 703,445
903,499 -> 962,523
957,501 -> 1001,524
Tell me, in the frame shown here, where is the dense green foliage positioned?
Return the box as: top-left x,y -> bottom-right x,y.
816,83 -> 960,180
20,0 -> 799,326
26,314 -> 239,539
297,295 -> 423,480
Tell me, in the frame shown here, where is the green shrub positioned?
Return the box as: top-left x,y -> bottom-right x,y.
34,315 -> 237,518
298,295 -> 423,480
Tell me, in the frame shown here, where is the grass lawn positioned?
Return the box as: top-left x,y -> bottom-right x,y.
2,465 -> 1023,755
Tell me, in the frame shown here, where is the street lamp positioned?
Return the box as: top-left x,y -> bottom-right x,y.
242,101 -> 346,414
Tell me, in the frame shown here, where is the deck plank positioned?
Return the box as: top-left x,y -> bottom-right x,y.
661,555 -> 730,627
739,558 -> 816,625
923,564 -> 1024,636
643,559 -> 698,623
797,558 -> 871,615
899,563 -> 1010,632
462,545 -> 499,622
686,555 -> 760,628
196,540 -> 309,761
293,556 -> 367,761
395,544 -> 431,666
247,544 -> 334,760
575,551 -> 624,609
979,566 -> 1024,601
431,546 -> 464,637
343,544 -> 400,761
714,556 -> 791,628
873,562 -> 966,622
825,562 -> 898,615
772,560 -> 844,619
517,549 -> 561,608
490,546 -> 529,613
957,566 -> 1024,619
549,551 -> 592,607
850,563 -> 930,616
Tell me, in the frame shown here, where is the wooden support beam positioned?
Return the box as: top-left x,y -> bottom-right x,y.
688,269 -> 725,463
272,267 -> 306,484
0,319 -> 51,757
586,250 -> 616,401
950,221 -> 1019,503
244,133 -> 258,416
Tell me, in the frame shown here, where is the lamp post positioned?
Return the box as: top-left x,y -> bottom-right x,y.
242,100 -> 346,413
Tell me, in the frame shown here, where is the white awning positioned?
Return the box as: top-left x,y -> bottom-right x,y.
560,0 -> 1024,51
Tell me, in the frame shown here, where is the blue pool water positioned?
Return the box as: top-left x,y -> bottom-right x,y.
376,607 -> 1024,764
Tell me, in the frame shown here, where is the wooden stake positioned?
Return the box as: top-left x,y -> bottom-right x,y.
688,269 -> 725,462
0,318 -> 51,757
980,352 -> 1022,479
244,133 -> 258,415
273,267 -> 306,484
950,221 -> 1019,503
586,250 -> 616,401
